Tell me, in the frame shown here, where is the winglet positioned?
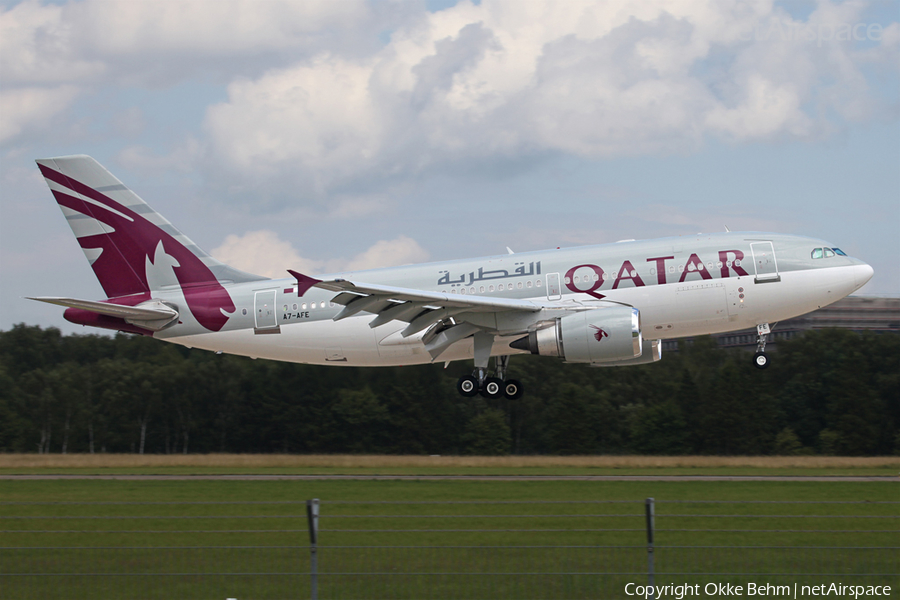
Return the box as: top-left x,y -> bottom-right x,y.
288,270 -> 322,296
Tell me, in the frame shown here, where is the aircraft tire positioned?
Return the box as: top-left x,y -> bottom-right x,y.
457,375 -> 480,397
503,379 -> 523,400
753,351 -> 770,370
480,377 -> 504,399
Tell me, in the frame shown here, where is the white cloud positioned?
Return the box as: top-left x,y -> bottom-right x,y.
73,1 -> 370,57
0,0 -> 105,85
2,0 -> 896,200
210,230 -> 429,278
0,85 -> 79,144
204,56 -> 383,191
211,230 -> 322,279
0,0 -> 375,87
705,74 -> 813,139
0,0 -> 383,148
198,0 -> 898,195
343,236 -> 430,271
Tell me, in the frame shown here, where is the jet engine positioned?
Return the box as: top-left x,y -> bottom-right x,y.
510,306 -> 642,364
592,339 -> 662,367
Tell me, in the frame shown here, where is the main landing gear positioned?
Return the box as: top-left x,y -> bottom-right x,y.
753,323 -> 772,370
457,357 -> 524,399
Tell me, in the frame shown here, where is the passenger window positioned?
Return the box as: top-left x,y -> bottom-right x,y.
824,248 -> 835,258
811,248 -> 823,259
832,248 -> 847,256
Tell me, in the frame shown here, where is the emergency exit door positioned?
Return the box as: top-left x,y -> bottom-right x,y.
254,290 -> 278,330
546,273 -> 562,301
750,241 -> 780,283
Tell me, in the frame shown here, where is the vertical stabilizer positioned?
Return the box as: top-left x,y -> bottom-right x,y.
36,155 -> 266,331
37,155 -> 265,296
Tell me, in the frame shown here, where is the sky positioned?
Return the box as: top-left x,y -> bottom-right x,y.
1,0 -> 898,334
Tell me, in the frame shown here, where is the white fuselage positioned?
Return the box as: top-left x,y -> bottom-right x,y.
157,232 -> 873,367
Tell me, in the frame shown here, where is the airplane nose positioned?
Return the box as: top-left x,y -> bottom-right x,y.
854,263 -> 874,288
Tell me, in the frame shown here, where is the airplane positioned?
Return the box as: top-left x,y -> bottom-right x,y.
29,155 -> 874,399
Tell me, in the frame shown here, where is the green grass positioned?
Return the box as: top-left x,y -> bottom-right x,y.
1,479 -> 897,599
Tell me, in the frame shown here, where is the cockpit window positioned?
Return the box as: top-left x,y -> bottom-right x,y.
812,247 -> 847,259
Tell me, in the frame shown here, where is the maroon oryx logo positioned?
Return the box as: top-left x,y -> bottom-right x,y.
590,325 -> 609,342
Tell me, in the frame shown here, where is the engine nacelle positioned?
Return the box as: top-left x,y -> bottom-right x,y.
592,339 -> 662,367
511,306 -> 642,364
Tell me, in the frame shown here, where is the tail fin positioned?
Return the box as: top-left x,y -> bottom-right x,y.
36,155 -> 266,299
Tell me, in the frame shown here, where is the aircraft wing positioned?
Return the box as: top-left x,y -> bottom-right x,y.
288,270 -> 553,356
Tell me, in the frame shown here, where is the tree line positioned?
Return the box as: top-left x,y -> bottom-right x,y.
0,324 -> 897,456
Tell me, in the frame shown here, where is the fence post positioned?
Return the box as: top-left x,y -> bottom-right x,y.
646,497 -> 655,600
307,499 -> 319,600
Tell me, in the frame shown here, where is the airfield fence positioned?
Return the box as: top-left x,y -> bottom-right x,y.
0,499 -> 897,599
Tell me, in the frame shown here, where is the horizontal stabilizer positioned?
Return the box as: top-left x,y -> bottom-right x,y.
28,297 -> 179,331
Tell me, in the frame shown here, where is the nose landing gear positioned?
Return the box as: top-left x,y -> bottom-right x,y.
753,322 -> 772,370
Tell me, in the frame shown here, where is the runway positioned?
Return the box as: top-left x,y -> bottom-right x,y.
1,474 -> 896,481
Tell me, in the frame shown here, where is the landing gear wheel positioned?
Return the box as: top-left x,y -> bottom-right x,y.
480,377 -> 504,399
503,379 -> 523,400
753,351 -> 770,370
457,375 -> 480,397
